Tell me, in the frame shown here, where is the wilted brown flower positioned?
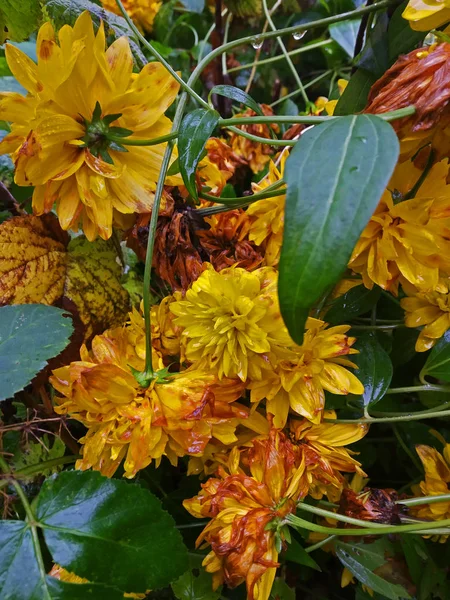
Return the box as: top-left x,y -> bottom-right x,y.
339,487 -> 403,525
364,43 -> 450,159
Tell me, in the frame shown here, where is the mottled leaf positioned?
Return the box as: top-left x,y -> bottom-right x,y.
0,215 -> 69,306
0,304 -> 73,401
0,0 -> 42,44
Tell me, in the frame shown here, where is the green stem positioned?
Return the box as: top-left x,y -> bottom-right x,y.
305,534 -> 337,553
225,125 -> 297,146
297,502 -> 396,529
385,385 -> 450,395
199,186 -> 286,204
350,324 -> 404,330
324,408 -> 450,424
112,132 -> 179,147
398,493 -> 450,507
228,40 -> 332,73
271,69 -> 333,107
196,200 -> 253,216
262,0 -> 310,107
115,0 -> 210,110
0,455 -> 78,491
0,457 -> 50,599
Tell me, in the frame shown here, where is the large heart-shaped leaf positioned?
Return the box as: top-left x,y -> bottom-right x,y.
278,115 -> 399,344
0,304 -> 73,401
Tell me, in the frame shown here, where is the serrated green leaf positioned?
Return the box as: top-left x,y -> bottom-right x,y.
209,85 -> 264,116
0,0 -> 42,44
172,567 -> 221,600
36,470 -> 189,593
324,284 -> 381,325
348,331 -> 393,409
329,19 -> 361,57
278,115 -> 399,344
336,540 -> 412,600
420,329 -> 450,383
0,305 -> 73,402
178,108 -> 220,201
334,69 -> 377,116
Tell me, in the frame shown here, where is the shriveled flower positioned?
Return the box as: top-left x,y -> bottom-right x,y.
49,565 -> 145,598
403,0 -> 450,31
195,137 -> 245,197
248,150 -> 288,267
401,278 -> 450,351
339,487 -> 402,524
170,265 -> 288,381
101,0 -> 161,32
249,318 -> 364,426
183,430 -> 307,600
0,12 -> 180,240
51,314 -> 248,478
364,43 -> 450,159
197,209 -> 264,272
348,160 -> 450,294
411,444 -> 450,523
228,105 -> 279,174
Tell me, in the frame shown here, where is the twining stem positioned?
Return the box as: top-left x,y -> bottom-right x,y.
225,125 -> 297,146
200,187 -> 286,204
296,502 -> 398,529
305,535 -> 337,553
228,40 -> 333,73
398,493 -> 450,507
324,408 -> 450,424
385,384 -> 450,395
271,69 -> 333,107
0,456 -> 50,599
196,200 -> 253,216
262,0 -> 310,107
113,132 -> 179,147
0,455 -> 79,491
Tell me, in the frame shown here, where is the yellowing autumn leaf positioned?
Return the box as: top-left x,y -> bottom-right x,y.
65,237 -> 130,341
0,214 -> 69,305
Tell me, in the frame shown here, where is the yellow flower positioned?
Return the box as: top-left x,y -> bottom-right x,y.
402,0 -> 450,31
249,318 -> 364,426
325,79 -> 348,116
170,265 -> 289,381
248,150 -> 288,267
348,160 -> 450,294
101,0 -> 161,32
195,137 -> 244,197
0,12 -> 180,241
401,278 -> 450,351
411,444 -> 450,523
51,311 -> 249,478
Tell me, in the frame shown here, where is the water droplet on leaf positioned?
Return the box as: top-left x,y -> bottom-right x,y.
293,30 -> 306,41
251,36 -> 263,50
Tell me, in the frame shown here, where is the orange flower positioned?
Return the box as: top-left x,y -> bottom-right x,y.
195,138 -> 245,197
411,444 -> 450,523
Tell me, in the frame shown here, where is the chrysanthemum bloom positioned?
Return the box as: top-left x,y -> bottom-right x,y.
348,160 -> 450,294
401,278 -> 450,351
183,430 -> 308,600
0,12 -> 180,240
101,0 -> 162,32
51,319 -> 248,478
411,444 -> 450,523
195,138 -> 245,197
364,43 -> 450,159
403,0 -> 450,31
49,564 -> 145,598
249,318 -> 364,426
170,265 -> 290,381
197,209 -> 264,272
228,105 -> 279,174
247,150 -> 288,267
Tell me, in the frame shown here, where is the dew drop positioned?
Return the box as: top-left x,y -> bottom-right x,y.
293,30 -> 306,41
251,36 -> 263,50
357,136 -> 367,144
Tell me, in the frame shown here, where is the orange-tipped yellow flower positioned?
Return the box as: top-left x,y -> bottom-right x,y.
402,0 -> 450,31
249,318 -> 364,426
0,12 -> 180,240
101,0 -> 162,32
401,278 -> 450,351
248,150 -> 288,267
51,309 -> 248,478
170,265 -> 289,381
348,160 -> 450,294
411,444 -> 450,524
195,137 -> 245,197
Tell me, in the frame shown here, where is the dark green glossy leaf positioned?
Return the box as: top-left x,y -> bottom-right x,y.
45,578 -> 124,599
420,329 -> 450,383
329,19 -> 361,57
0,521 -> 43,600
282,537 -> 321,571
209,85 -> 264,116
334,69 -> 377,115
348,332 -> 393,409
172,567 -> 221,600
36,470 -> 188,593
178,108 -> 220,201
388,1 -> 424,62
279,115 -> 399,344
336,540 -> 412,600
356,13 -> 389,77
0,305 -> 73,402
324,284 -> 381,325
270,578 -> 295,600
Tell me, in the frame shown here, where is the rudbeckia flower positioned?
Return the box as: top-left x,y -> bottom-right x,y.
170,265 -> 290,381
402,0 -> 450,31
0,12 -> 180,240
195,137 -> 245,197
51,312 -> 248,478
101,0 -> 162,33
401,278 -> 450,351
411,444 -> 450,523
348,160 -> 450,294
249,318 -> 364,426
247,150 -> 288,267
